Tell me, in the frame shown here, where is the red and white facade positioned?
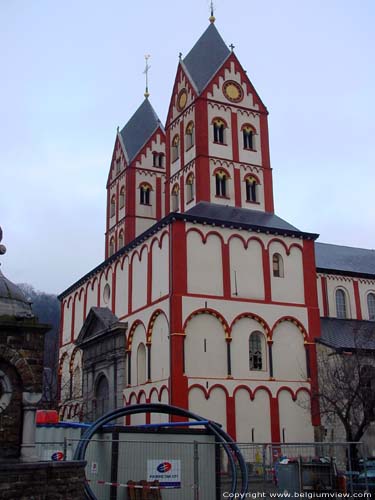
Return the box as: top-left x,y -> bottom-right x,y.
58,21 -> 374,443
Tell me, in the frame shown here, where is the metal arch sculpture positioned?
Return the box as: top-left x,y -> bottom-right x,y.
74,403 -> 248,499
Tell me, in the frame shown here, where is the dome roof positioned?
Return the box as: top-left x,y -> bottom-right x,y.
0,269 -> 34,319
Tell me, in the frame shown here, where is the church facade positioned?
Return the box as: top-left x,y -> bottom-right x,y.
58,20 -> 375,443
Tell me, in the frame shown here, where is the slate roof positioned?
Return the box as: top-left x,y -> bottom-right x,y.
315,242 -> 375,277
185,202 -> 316,236
183,23 -> 230,94
0,269 -> 34,319
319,318 -> 375,351
119,99 -> 162,163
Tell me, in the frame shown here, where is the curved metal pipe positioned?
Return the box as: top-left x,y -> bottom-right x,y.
73,403 -> 248,499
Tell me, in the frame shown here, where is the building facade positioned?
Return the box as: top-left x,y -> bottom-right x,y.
58,20 -> 375,444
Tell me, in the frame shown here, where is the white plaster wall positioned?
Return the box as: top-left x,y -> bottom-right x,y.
359,282 -> 375,320
132,247 -> 148,311
99,268 -> 112,309
208,104 -> 233,160
278,390 -> 314,442
316,276 -> 324,316
229,237 -> 264,299
325,278 -> 354,319
187,231 -> 223,295
235,389 -> 271,443
115,259 -> 129,318
188,387 -> 227,430
151,234 -> 169,301
273,322 -> 307,380
185,314 -> 227,378
136,218 -> 154,237
270,243 -> 304,304
130,393 -> 146,425
207,61 -> 260,111
231,317 -> 268,379
130,323 -> 147,386
150,314 -> 170,381
86,279 -> 99,315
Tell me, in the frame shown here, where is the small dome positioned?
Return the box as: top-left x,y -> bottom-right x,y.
0,269 -> 34,319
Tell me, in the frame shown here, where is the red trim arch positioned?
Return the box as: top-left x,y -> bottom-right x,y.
137,390 -> 147,403
208,384 -> 230,398
138,181 -> 153,191
266,238 -> 303,255
211,116 -> 229,127
150,230 -> 169,250
130,243 -> 149,267
276,386 -> 297,401
271,316 -> 308,340
69,347 -> 81,373
58,351 -> 69,376
241,123 -> 257,133
159,386 -> 169,402
146,309 -> 169,343
244,172 -> 260,184
227,234 -> 265,250
213,166 -> 231,179
183,308 -> 230,338
230,312 -> 271,339
295,387 -> 312,399
126,319 -> 146,351
186,227 -> 225,245
188,384 -> 209,399
120,254 -> 130,270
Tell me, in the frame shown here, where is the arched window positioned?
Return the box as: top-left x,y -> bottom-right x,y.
249,332 -> 263,370
153,152 -> 164,168
118,231 -> 124,248
186,173 -> 194,203
116,158 -> 121,174
242,125 -> 255,150
171,135 -> 180,162
119,186 -> 125,209
185,122 -> 195,149
171,184 -> 179,211
72,366 -> 81,399
110,195 -> 116,217
213,118 -> 226,144
245,175 -> 258,202
139,183 -> 151,205
336,289 -> 347,319
137,343 -> 147,385
109,237 -> 115,257
367,293 -> 375,321
215,169 -> 228,197
272,253 -> 284,277
95,375 -> 109,419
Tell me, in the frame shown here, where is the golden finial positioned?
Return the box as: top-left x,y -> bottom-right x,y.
209,1 -> 216,23
143,54 -> 151,98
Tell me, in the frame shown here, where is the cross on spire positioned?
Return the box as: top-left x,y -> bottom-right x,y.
209,1 -> 216,23
229,43 -> 235,52
143,54 -> 151,98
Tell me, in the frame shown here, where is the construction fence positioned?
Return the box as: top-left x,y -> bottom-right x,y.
35,437 -> 374,499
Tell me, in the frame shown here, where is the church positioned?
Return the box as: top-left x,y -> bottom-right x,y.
58,15 -> 375,444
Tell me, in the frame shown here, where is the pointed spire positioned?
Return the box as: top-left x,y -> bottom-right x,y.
209,1 -> 216,23
143,54 -> 151,98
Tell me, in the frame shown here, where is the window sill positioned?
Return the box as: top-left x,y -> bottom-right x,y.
172,158 -> 180,164
186,198 -> 195,205
245,200 -> 260,205
243,148 -> 257,152
140,203 -> 152,207
185,144 -> 195,152
213,141 -> 227,146
215,195 -> 230,200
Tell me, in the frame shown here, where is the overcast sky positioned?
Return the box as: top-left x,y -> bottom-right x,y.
1,0 -> 374,294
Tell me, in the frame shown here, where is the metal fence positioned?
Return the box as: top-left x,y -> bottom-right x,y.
35,438 -> 373,499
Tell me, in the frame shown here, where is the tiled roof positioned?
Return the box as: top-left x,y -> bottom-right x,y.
183,23 -> 230,94
315,242 -> 375,277
185,202 -> 314,235
119,99 -> 162,163
319,318 -> 375,350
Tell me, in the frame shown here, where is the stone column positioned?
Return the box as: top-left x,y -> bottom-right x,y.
20,391 -> 42,462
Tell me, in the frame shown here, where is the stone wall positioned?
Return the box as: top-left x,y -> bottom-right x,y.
0,460 -> 86,500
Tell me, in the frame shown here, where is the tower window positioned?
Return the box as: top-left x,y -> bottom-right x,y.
272,253 -> 284,278
116,158 -> 121,174
110,195 -> 116,217
186,173 -> 195,203
119,186 -> 125,208
249,332 -> 263,370
109,237 -> 115,257
245,175 -> 258,202
139,183 -> 151,205
171,135 -> 180,162
336,289 -> 348,319
215,170 -> 228,197
242,125 -> 255,150
185,122 -> 195,149
172,184 -> 179,211
153,152 -> 164,168
118,231 -> 124,248
213,118 -> 226,144
368,293 -> 375,321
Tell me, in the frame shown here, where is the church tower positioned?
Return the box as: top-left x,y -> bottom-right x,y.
105,98 -> 166,258
165,20 -> 274,215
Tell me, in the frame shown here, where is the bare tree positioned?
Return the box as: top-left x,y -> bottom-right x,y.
315,326 -> 375,468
